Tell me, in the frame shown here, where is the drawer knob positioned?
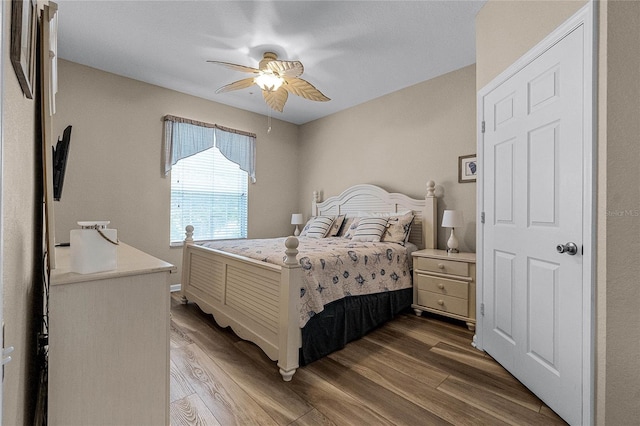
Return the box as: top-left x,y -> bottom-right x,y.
437,263 -> 445,269
437,299 -> 444,306
438,283 -> 445,290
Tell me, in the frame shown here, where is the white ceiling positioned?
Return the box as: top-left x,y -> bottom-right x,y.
56,1 -> 486,125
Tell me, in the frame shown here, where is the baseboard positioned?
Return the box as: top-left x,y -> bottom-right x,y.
170,284 -> 182,293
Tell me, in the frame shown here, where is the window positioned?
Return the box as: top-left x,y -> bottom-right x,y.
163,115 -> 256,244
170,147 -> 247,243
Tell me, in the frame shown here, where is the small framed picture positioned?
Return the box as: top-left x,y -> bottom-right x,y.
458,154 -> 477,183
10,0 -> 38,99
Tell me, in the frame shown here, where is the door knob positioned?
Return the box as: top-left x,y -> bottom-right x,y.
556,242 -> 578,255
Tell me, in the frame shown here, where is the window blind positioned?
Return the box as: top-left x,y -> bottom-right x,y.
170,147 -> 248,243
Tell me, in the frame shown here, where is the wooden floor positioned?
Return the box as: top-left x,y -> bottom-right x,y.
169,294 -> 567,425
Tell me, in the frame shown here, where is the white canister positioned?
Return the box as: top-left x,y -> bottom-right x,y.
70,221 -> 118,274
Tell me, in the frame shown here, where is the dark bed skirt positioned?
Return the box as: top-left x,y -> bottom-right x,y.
299,288 -> 413,365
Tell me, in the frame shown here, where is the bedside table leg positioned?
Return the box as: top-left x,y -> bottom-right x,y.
413,308 -> 423,317
466,322 -> 476,331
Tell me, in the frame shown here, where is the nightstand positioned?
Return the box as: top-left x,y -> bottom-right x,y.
411,249 -> 476,331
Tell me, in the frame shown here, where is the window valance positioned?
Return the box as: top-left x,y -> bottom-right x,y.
163,115 -> 256,182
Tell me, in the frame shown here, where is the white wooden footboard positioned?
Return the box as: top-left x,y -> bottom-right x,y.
179,182 -> 438,381
180,226 -> 302,381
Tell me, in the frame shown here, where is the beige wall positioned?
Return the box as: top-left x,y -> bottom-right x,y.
476,0 -> 589,89
477,0 -> 640,424
2,1 -> 41,423
52,60 -> 300,283
603,1 -> 640,424
298,65 -> 477,252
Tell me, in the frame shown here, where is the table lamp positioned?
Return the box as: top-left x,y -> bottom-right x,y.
442,210 -> 463,253
291,214 -> 304,236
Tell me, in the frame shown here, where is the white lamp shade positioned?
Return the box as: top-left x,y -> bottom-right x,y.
442,210 -> 463,228
291,214 -> 304,225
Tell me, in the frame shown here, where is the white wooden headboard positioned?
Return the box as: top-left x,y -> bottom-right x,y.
312,181 -> 437,249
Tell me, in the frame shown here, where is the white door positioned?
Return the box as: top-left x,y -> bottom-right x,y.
480,21 -> 589,426
0,3 -> 5,423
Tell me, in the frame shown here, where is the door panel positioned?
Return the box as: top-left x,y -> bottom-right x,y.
494,140 -> 515,224
528,122 -> 559,226
494,250 -> 515,342
528,257 -> 559,372
481,25 -> 585,425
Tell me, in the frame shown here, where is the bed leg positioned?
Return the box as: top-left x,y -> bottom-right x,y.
180,225 -> 194,306
279,367 -> 297,382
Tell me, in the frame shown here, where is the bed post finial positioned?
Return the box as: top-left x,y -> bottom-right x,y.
284,236 -> 299,265
423,181 -> 437,249
184,225 -> 194,245
426,180 -> 436,198
312,190 -> 320,217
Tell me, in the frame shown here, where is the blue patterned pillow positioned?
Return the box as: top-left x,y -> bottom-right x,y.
299,218 -> 314,236
305,216 -> 335,238
351,217 -> 389,242
342,217 -> 362,239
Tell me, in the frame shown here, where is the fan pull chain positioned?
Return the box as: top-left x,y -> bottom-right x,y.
267,106 -> 272,133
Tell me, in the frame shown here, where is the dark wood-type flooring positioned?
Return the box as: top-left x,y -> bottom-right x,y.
169,294 -> 567,425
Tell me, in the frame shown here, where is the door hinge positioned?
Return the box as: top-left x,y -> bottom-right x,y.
481,121 -> 486,133
480,303 -> 485,316
480,212 -> 485,224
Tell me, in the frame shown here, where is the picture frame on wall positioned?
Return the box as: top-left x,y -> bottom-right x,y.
41,2 -> 59,269
458,154 -> 477,183
10,0 -> 38,99
46,2 -> 59,115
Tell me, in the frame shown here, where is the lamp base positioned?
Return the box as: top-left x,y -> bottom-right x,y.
446,228 -> 459,254
294,226 -> 300,236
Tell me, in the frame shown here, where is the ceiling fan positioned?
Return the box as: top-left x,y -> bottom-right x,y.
208,52 -> 330,113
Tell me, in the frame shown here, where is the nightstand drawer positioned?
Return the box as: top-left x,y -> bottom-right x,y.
414,257 -> 469,276
414,274 -> 469,299
417,291 -> 468,317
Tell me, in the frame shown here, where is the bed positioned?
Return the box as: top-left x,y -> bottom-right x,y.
180,181 -> 438,381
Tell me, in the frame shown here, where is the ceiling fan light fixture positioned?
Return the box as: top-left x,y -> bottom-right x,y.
209,51 -> 329,113
254,71 -> 284,92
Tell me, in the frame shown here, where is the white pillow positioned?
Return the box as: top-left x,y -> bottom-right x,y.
305,216 -> 335,238
351,217 -> 389,242
382,211 -> 414,245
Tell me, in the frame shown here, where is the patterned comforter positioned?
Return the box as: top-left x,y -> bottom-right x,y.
201,237 -> 413,327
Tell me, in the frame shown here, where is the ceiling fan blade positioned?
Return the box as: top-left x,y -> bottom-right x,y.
215,77 -> 256,94
263,87 -> 288,112
283,77 -> 330,102
266,60 -> 304,78
207,60 -> 260,74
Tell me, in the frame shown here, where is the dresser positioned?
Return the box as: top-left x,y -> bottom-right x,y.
49,243 -> 174,426
411,249 -> 476,331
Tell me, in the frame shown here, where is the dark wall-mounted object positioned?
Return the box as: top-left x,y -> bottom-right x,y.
52,125 -> 72,201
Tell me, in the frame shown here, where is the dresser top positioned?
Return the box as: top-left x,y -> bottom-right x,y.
412,248 -> 476,263
51,242 -> 175,285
